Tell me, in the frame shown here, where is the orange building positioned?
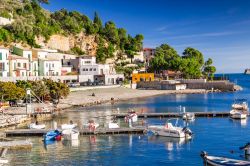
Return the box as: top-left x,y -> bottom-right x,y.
132,73 -> 154,83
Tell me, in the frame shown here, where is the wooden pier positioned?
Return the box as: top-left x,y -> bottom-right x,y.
113,112 -> 232,118
5,128 -> 146,137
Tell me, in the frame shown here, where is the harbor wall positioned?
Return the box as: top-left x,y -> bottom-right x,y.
137,80 -> 235,91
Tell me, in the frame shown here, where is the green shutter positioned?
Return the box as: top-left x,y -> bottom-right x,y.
0,53 -> 2,60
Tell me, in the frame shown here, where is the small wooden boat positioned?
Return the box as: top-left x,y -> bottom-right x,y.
230,110 -> 247,119
201,151 -> 250,166
62,129 -> 79,140
43,130 -> 61,141
29,123 -> 46,129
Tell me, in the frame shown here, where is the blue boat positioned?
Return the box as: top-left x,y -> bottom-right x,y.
43,130 -> 61,141
201,151 -> 250,166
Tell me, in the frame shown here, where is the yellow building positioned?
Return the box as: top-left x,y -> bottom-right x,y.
132,73 -> 154,83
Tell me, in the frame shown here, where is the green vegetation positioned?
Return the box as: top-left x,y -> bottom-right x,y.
0,79 -> 69,102
71,47 -> 85,55
149,44 -> 216,79
0,0 -> 143,63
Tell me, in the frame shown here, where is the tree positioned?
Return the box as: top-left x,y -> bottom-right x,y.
203,58 -> 216,79
0,82 -> 25,101
149,44 -> 180,72
31,80 -> 49,101
93,12 -> 102,32
183,47 -> 204,67
103,21 -> 120,45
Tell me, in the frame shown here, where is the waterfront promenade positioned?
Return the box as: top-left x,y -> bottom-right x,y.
58,87 -> 207,109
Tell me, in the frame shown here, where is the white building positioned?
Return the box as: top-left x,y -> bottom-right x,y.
78,56 -> 111,75
0,48 -> 10,77
38,58 -> 62,76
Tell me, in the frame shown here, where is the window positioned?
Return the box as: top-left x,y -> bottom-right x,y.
85,61 -> 91,64
52,64 -> 54,67
82,68 -> 85,71
0,53 -> 2,60
23,63 -> 27,69
90,68 -> 92,71
56,72 -> 59,76
46,63 -> 48,67
18,63 -> 21,67
93,68 -> 96,71
86,68 -> 88,71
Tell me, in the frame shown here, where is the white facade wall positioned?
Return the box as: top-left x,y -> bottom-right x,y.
80,56 -> 96,65
22,50 -> 32,61
37,51 -> 48,59
39,60 -> 62,76
47,53 -> 77,60
9,58 -> 29,77
0,17 -> 13,25
0,48 -> 10,77
133,51 -> 144,62
80,64 -> 110,75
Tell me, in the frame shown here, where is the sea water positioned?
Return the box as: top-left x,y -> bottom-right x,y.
6,74 -> 250,166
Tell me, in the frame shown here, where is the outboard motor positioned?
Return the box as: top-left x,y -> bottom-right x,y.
182,127 -> 193,137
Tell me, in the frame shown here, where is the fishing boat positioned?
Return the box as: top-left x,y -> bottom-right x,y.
200,151 -> 250,166
83,120 -> 99,130
148,119 -> 193,139
230,109 -> 247,119
43,130 -> 61,141
182,112 -> 195,121
232,99 -> 248,110
124,110 -> 138,123
29,122 -> 46,129
62,129 -> 79,140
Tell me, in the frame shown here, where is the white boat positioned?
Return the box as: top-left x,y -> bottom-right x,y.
182,112 -> 195,121
29,123 -> 46,129
83,120 -> 99,130
62,129 -> 79,140
230,110 -> 247,119
61,123 -> 77,130
124,111 -> 138,123
232,99 -> 248,110
148,119 -> 193,139
108,122 -> 119,129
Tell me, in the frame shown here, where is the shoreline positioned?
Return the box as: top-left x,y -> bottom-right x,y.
57,87 -> 211,110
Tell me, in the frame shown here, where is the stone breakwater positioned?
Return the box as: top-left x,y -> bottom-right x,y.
57,87 -> 207,110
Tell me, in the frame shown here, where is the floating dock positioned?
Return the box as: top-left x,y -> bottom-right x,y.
5,128 -> 146,137
113,112 -> 233,118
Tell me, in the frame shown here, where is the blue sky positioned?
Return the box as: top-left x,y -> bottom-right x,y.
43,0 -> 250,73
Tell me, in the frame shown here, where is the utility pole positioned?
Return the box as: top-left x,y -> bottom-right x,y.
26,88 -> 31,115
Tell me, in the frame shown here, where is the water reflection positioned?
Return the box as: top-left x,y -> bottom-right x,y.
230,118 -> 248,127
148,136 -> 188,152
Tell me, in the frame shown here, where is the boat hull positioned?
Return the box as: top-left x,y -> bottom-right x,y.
29,123 -> 46,129
62,129 -> 79,140
201,152 -> 250,166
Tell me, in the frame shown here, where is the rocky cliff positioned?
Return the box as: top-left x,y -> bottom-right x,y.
35,32 -> 98,56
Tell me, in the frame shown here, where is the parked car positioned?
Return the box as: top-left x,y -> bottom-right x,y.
67,82 -> 80,87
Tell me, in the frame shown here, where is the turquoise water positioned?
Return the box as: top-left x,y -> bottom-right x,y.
6,74 -> 250,165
